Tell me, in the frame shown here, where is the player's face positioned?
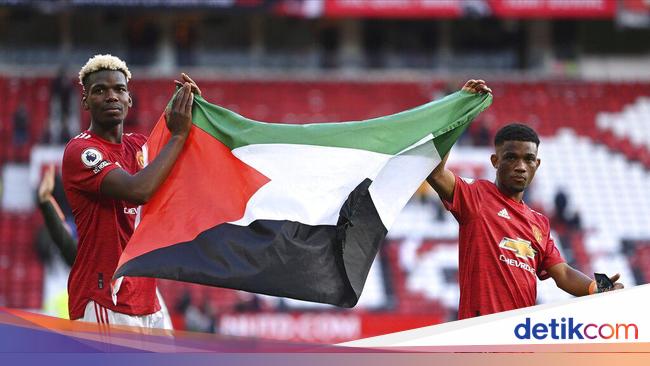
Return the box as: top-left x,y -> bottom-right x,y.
491,141 -> 540,195
82,70 -> 132,128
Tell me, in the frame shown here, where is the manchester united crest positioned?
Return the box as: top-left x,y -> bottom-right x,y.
531,225 -> 543,245
136,150 -> 145,169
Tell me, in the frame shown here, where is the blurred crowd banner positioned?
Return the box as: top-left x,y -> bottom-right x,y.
0,0 -> 625,19
312,0 -> 616,19
217,312 -> 443,343
322,0 -> 463,18
489,0 -> 616,18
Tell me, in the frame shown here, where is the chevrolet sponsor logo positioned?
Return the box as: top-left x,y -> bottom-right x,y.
499,237 -> 536,260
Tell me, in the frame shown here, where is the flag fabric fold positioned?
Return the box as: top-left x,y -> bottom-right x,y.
114,90 -> 492,307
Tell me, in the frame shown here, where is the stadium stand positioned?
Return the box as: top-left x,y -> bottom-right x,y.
0,211 -> 43,309
0,77 -> 51,163
1,74 -> 649,325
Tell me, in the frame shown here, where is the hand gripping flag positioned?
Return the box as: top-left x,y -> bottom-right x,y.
114,90 -> 492,307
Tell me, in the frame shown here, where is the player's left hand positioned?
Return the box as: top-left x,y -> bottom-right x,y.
604,273 -> 625,291
174,73 -> 202,96
462,79 -> 492,94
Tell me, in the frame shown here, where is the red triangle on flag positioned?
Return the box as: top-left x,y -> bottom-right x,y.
117,115 -> 270,270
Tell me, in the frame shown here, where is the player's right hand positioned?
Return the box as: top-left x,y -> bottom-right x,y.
462,79 -> 492,94
38,164 -> 56,203
165,83 -> 193,138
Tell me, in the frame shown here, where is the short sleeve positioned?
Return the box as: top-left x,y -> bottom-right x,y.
536,232 -> 566,281
62,140 -> 119,195
441,174 -> 483,224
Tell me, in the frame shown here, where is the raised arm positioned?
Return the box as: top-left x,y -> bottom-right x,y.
425,79 -> 492,202
100,82 -> 194,205
37,165 -> 77,266
547,262 -> 624,296
426,152 -> 456,202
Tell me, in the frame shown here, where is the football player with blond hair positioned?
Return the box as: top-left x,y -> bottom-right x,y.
62,54 -> 199,328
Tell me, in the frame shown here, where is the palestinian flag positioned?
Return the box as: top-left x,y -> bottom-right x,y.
114,90 -> 492,307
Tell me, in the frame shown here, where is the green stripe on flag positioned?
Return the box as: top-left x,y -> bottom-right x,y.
188,90 -> 492,156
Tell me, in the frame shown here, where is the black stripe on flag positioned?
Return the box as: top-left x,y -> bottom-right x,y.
115,179 -> 387,307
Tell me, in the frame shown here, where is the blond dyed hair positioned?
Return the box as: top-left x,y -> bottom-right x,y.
78,54 -> 132,88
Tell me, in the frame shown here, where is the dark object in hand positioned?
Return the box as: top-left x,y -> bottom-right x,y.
594,273 -> 614,292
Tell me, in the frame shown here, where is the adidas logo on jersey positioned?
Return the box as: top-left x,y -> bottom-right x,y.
498,208 -> 511,220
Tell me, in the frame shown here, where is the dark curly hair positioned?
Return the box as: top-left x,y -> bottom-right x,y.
494,123 -> 540,147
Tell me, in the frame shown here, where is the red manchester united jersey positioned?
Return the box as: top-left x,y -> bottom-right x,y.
62,130 -> 160,320
443,175 -> 564,319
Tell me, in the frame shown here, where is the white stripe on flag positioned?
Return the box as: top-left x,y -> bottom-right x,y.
369,136 -> 440,229
229,144 -> 391,227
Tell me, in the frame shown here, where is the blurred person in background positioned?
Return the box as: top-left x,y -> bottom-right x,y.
36,164 -> 173,327
61,54 -> 199,329
174,291 -> 216,333
35,164 -> 76,318
553,188 -> 582,231
37,165 -> 76,267
426,80 -> 624,319
13,103 -> 29,146
50,67 -> 73,144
